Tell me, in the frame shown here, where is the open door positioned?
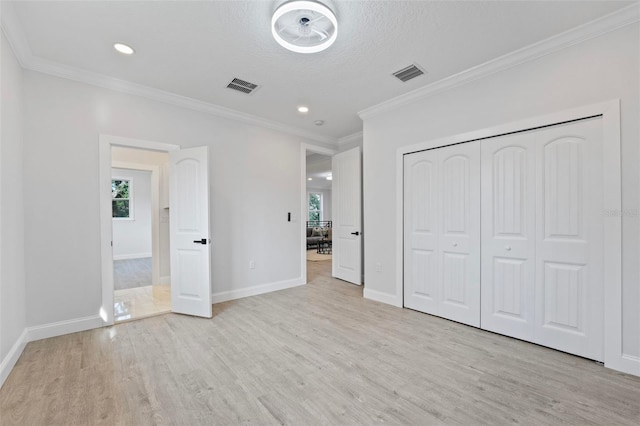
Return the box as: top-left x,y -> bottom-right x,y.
332,147 -> 362,285
169,146 -> 212,318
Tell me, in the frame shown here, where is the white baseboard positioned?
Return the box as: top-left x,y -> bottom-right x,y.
0,329 -> 28,389
212,277 -> 305,304
363,288 -> 403,308
26,315 -> 104,342
113,253 -> 152,261
159,275 -> 171,285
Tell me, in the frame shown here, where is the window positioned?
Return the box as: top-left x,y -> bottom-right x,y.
308,192 -> 322,222
112,178 -> 132,219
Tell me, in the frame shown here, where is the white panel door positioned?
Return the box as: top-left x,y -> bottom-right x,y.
438,143 -> 481,326
404,143 -> 480,327
332,147 -> 362,285
404,149 -> 439,315
481,132 -> 536,340
169,146 -> 212,318
534,118 -> 603,361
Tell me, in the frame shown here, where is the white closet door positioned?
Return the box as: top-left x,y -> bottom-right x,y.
404,143 -> 480,327
438,143 -> 481,326
404,150 -> 439,315
481,132 -> 536,340
534,118 -> 604,361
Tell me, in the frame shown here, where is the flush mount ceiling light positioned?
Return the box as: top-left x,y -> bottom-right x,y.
272,1 -> 338,54
113,43 -> 135,55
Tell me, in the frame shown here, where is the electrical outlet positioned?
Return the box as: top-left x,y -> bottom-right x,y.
249,260 -> 255,269
375,262 -> 382,272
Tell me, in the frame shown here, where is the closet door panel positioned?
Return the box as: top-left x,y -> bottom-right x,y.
481,134 -> 536,338
534,118 -> 604,361
404,152 -> 440,314
438,143 -> 481,327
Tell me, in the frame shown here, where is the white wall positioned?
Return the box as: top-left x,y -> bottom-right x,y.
22,70 -> 328,327
112,147 -> 170,279
362,25 -> 640,358
0,33 -> 26,376
112,146 -> 170,166
111,168 -> 152,260
338,133 -> 363,153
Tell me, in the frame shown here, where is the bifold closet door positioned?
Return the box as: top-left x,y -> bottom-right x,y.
480,132 -> 536,341
481,117 -> 604,361
404,143 -> 481,327
533,118 -> 604,361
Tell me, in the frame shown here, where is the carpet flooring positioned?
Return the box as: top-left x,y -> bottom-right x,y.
114,258 -> 152,290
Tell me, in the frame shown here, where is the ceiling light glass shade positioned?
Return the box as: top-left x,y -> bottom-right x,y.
272,1 -> 338,54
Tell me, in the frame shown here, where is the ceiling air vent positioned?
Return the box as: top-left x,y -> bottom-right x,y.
226,78 -> 259,94
392,64 -> 425,83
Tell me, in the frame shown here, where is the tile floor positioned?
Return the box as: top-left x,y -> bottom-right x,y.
114,284 -> 171,322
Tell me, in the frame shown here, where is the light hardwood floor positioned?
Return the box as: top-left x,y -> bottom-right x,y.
1,260 -> 639,425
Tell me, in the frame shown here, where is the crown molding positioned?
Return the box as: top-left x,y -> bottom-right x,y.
337,131 -> 363,146
0,1 -> 31,66
359,3 -> 640,120
0,2 -> 338,146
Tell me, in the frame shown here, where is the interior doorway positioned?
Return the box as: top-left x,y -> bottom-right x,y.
302,146 -> 336,283
100,135 -> 213,324
111,146 -> 171,322
99,135 -> 180,325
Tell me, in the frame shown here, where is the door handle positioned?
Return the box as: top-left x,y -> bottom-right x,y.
193,238 -> 208,245
351,231 -> 360,236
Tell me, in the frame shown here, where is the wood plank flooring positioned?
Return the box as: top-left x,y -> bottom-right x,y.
1,260 -> 639,425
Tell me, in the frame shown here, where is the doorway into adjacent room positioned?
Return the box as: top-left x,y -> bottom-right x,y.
111,146 -> 171,322
305,151 -> 333,280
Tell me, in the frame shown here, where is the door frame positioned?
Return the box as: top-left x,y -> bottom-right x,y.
99,135 -> 180,326
301,144 -> 337,283
396,100 -> 626,373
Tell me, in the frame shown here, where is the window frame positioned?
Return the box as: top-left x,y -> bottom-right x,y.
111,177 -> 134,220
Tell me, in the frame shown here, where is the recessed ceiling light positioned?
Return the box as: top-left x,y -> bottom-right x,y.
326,175 -> 332,181
114,43 -> 135,55
314,120 -> 325,126
307,177 -> 312,181
272,0 -> 338,54
298,106 -> 309,113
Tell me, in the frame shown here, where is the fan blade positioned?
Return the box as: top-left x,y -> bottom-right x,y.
278,22 -> 301,34
311,28 -> 328,40
307,15 -> 327,25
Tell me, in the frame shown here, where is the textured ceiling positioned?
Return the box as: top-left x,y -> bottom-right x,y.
8,0 -> 631,140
